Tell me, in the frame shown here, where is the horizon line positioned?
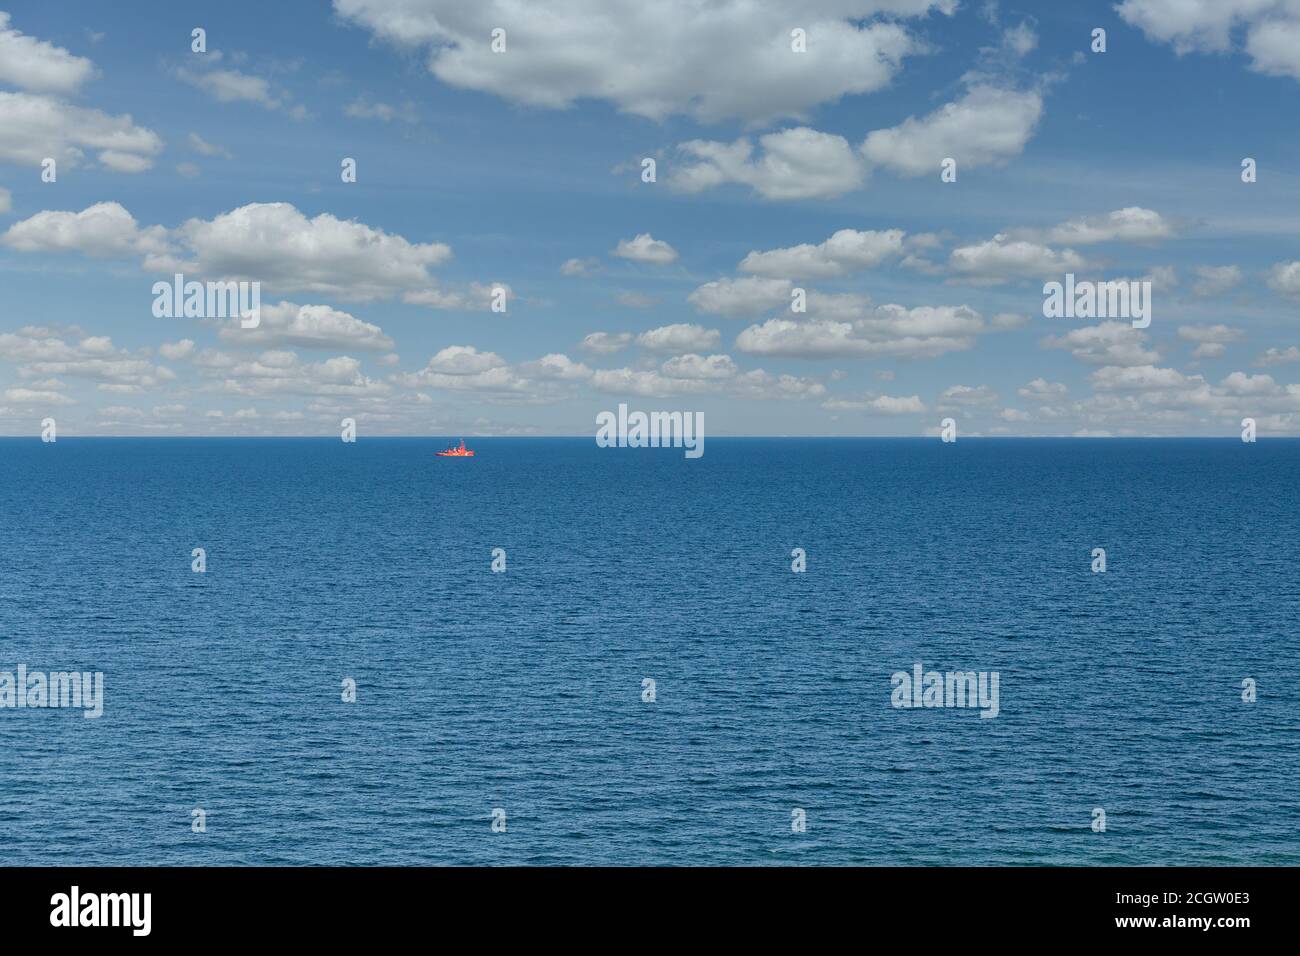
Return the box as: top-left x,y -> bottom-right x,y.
0,434 -> 1287,441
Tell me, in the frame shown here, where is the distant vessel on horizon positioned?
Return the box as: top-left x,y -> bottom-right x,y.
436,438 -> 475,457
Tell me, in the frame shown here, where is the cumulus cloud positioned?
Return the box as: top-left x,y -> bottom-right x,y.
1024,207 -> 1176,245
860,85 -> 1043,176
736,303 -> 985,359
590,367 -> 715,397
661,353 -> 737,380
0,92 -> 162,172
4,201 -> 463,302
1018,378 -> 1068,399
1268,260 -> 1300,296
560,257 -> 600,277
1,202 -> 169,257
938,384 -> 997,407
1178,323 -> 1243,358
0,327 -> 173,390
1255,345 -> 1300,367
1117,0 -> 1300,81
205,351 -> 390,400
0,12 -> 96,94
177,66 -> 286,111
343,95 -> 416,122
174,203 -> 452,299
158,340 -> 196,360
823,393 -> 926,414
1042,321 -> 1161,366
219,301 -> 394,351
948,234 -> 1088,282
637,324 -> 721,354
688,276 -> 793,317
580,332 -> 633,354
333,0 -> 948,124
4,386 -> 74,405
403,282 -> 511,311
738,229 -> 905,278
1191,265 -> 1244,297
395,347 -> 588,401
670,127 -> 867,200
424,345 -> 507,375
1090,364 -> 1201,392
613,233 -> 678,265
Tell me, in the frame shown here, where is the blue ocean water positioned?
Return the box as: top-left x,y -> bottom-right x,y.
0,437 -> 1297,866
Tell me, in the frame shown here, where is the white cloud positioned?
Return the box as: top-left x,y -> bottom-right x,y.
670,127 -> 867,200
522,353 -> 592,381
403,282 -> 511,311
188,132 -> 233,159
590,367 -> 716,397
948,234 -> 1088,282
1018,378 -> 1068,399
0,327 -> 172,390
824,393 -> 926,414
177,67 -> 282,109
638,324 -> 721,354
0,12 -> 96,94
939,383 -> 997,407
0,186 -> 9,214
1029,207 -> 1175,245
736,303 -> 984,359
560,257 -> 600,276
1255,346 -> 1300,367
661,353 -> 737,380
1118,0 -> 1300,81
1178,323 -> 1243,358
860,85 -> 1043,176
738,229 -> 904,278
424,345 -> 507,375
1,201 -> 169,257
208,351 -> 390,400
688,276 -> 792,317
1043,321 -> 1161,366
1268,260 -> 1300,296
159,340 -> 196,360
1090,364 -> 1200,392
1191,265 -> 1243,297
580,332 -> 633,354
344,96 -> 415,122
1001,22 -> 1039,56
174,203 -> 452,300
612,233 -> 678,265
333,0 -> 949,124
220,301 -> 394,351
4,386 -> 74,405
0,91 -> 162,172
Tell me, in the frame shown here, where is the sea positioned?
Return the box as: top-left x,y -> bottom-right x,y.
1,437 -> 1297,865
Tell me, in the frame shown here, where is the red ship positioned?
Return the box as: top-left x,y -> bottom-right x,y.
436,438 -> 475,457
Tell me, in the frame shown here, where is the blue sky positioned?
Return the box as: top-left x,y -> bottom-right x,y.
2,0 -> 1300,436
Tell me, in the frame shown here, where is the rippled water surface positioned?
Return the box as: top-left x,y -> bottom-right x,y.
1,437 -> 1297,865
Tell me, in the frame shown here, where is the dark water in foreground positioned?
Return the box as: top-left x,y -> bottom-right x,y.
1,437 -> 1297,865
